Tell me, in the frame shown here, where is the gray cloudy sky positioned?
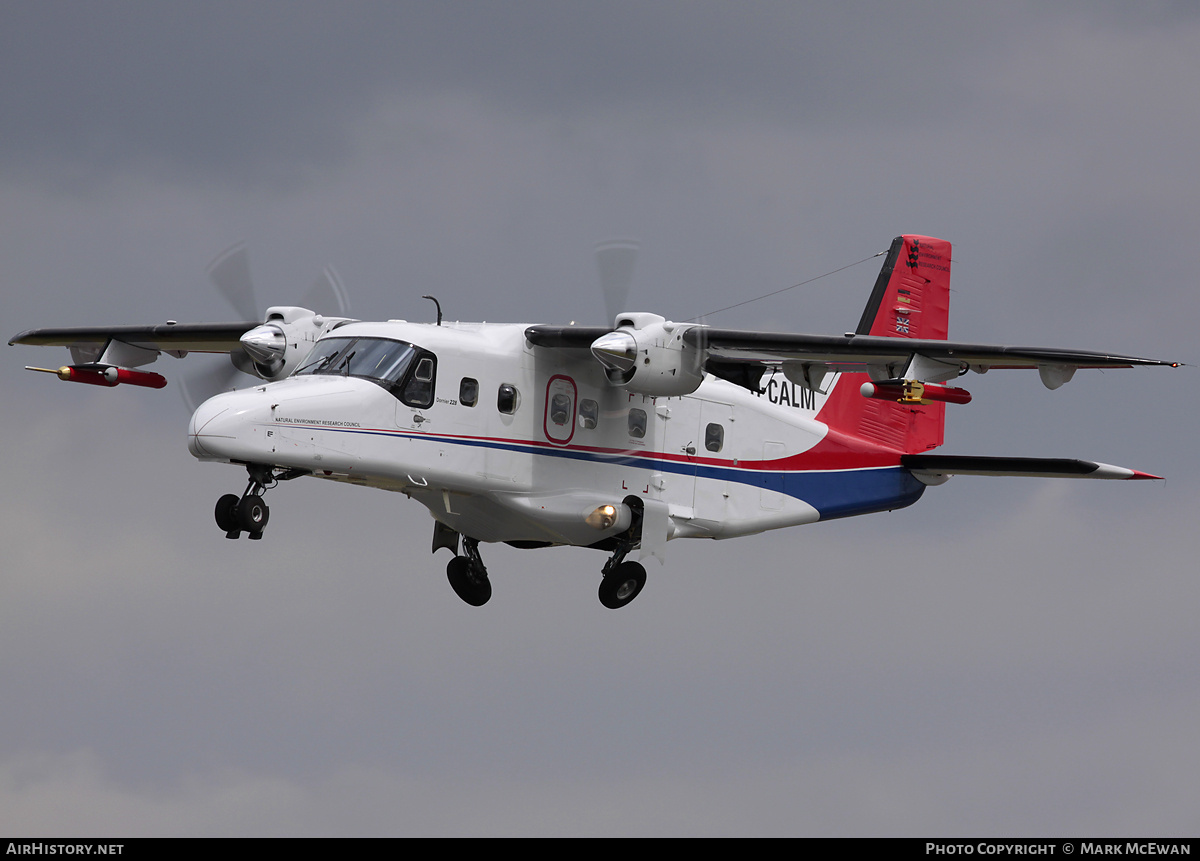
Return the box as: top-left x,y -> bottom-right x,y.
2,1 -> 1198,836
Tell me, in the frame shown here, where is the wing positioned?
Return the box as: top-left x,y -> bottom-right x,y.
9,322 -> 257,355
684,328 -> 1177,387
524,324 -> 1176,393
527,234 -> 1177,395
685,328 -> 1173,370
10,322 -> 261,391
11,306 -> 354,395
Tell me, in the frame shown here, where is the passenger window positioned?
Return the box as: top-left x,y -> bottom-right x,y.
550,393 -> 572,426
578,399 -> 599,429
401,355 -> 436,408
628,408 -> 647,439
459,377 -> 478,407
498,383 -> 520,414
705,422 -> 724,452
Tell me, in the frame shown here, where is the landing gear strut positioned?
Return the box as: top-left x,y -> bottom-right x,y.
214,464 -> 305,540
597,496 -> 647,609
446,536 -> 492,606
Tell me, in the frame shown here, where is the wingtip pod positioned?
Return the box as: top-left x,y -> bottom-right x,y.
860,380 -> 972,405
25,365 -> 167,389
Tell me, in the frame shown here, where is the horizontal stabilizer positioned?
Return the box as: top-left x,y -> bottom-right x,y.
901,455 -> 1161,480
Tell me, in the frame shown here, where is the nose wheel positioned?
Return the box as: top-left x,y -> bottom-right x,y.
215,492 -> 271,540
214,464 -> 294,540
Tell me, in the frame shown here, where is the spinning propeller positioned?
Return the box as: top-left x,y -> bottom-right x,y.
594,239 -> 639,325
179,243 -> 351,412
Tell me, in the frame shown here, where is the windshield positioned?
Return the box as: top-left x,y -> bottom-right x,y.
294,337 -> 416,385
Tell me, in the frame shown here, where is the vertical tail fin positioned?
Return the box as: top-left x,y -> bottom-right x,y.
856,235 -> 951,340
818,235 -> 952,453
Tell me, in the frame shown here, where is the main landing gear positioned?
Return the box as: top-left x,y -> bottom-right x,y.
597,540 -> 646,610
599,560 -> 647,609
439,533 -> 645,610
446,536 -> 492,606
214,464 -> 305,540
597,496 -> 646,610
434,495 -> 648,609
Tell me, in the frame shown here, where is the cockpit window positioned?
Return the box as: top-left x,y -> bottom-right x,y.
352,338 -> 418,384
294,337 -> 415,383
293,337 -> 356,376
294,336 -> 435,407
402,355 -> 436,408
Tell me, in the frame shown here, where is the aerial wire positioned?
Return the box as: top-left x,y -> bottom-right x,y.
685,249 -> 887,323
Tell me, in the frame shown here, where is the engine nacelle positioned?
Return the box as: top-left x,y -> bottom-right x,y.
590,313 -> 705,397
237,306 -> 354,381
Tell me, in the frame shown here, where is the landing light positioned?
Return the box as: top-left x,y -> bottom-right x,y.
586,504 -> 619,530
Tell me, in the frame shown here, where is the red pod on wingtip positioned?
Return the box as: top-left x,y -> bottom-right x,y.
26,365 -> 168,389
860,380 -> 972,405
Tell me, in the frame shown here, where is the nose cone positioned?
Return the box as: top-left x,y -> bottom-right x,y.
188,394 -> 232,460
188,389 -> 269,462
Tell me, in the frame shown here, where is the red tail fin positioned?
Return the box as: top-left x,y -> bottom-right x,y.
817,235 -> 952,453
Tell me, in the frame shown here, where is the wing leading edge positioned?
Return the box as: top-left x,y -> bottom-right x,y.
523,326 -> 1176,377
683,329 -> 1177,374
9,322 -> 259,354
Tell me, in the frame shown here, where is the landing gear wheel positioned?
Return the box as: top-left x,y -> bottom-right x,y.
598,561 -> 646,609
236,496 -> 269,534
215,494 -> 240,536
447,556 -> 492,607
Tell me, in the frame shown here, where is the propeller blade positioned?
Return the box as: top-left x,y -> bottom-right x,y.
206,242 -> 259,321
179,358 -> 245,414
182,246 -> 351,414
184,242 -> 262,413
302,266 -> 352,317
595,239 -> 639,325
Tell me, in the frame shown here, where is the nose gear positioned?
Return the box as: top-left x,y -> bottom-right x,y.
213,464 -> 307,540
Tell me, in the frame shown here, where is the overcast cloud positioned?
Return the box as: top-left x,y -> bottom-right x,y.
1,1 -> 1197,836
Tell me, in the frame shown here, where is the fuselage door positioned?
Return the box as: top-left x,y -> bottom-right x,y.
542,374 -> 577,445
693,400 -> 734,522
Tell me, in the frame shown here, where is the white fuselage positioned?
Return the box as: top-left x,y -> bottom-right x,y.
187,320 -> 924,551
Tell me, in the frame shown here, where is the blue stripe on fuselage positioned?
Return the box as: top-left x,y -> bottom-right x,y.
285,424 -> 926,519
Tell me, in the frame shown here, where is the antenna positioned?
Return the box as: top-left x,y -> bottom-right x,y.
422,295 -> 443,326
